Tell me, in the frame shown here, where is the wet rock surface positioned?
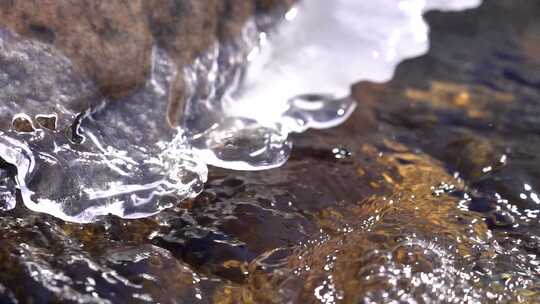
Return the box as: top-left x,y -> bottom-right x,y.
1,0 -> 540,303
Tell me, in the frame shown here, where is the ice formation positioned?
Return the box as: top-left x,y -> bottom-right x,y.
0,0 -> 481,222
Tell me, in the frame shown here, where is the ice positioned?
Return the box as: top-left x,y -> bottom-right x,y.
0,0 -> 481,222
183,0 -> 481,170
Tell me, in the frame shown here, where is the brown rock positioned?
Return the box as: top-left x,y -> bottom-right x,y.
0,0 -> 294,124
0,1 -> 153,98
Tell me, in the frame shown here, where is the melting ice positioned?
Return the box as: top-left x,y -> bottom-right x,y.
0,0 -> 481,222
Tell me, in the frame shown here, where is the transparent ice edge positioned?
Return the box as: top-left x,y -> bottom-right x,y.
0,0 -> 481,222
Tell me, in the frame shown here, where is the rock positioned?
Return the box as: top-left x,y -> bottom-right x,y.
0,1 -> 153,99
0,0 -> 294,125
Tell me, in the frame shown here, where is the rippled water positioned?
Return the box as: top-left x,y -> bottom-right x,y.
3,0 -> 540,303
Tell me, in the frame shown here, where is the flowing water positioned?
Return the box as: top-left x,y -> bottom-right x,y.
2,0 -> 540,303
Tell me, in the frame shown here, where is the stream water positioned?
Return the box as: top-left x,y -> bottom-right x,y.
2,0 -> 540,303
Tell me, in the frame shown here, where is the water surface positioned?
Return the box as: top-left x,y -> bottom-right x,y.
2,0 -> 540,303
